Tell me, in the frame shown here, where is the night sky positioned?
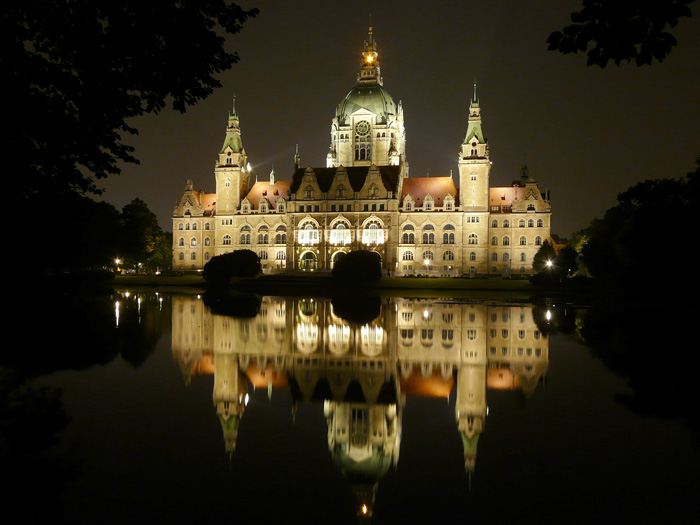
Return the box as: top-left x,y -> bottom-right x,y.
99,0 -> 700,238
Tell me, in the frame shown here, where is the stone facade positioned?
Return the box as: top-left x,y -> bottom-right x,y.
172,29 -> 552,276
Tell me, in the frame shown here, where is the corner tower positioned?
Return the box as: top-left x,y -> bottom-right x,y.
215,96 -> 250,214
458,82 -> 490,211
327,28 -> 405,168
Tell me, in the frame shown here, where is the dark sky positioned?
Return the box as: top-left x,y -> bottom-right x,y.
99,0 -> 700,238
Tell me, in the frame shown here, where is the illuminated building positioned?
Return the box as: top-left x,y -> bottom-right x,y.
172,29 -> 552,276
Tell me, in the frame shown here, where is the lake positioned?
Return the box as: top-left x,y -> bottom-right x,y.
5,290 -> 699,524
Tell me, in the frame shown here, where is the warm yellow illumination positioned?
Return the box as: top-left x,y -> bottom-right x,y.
361,504 -> 368,515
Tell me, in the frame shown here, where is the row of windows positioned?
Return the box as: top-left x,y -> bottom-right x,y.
402,250 -> 530,263
178,251 -> 286,261
491,218 -> 545,228
180,234 -> 543,250
178,222 -> 211,230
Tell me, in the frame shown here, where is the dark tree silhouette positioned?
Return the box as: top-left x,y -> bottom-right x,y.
548,0 -> 695,66
331,250 -> 382,282
5,1 -> 258,201
575,154 -> 699,296
203,250 -> 262,284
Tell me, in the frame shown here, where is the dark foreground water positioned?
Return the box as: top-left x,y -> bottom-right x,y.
5,291 -> 699,524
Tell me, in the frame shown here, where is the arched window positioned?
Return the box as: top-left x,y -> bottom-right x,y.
491,236 -> 498,246
528,219 -> 535,227
469,252 -> 476,261
402,251 -> 414,261
330,222 -> 351,246
468,233 -> 478,245
537,218 -> 544,227
519,219 -> 526,228
503,219 -> 510,228
190,238 -> 197,246
240,225 -> 251,245
519,236 -> 527,246
362,222 -> 384,246
178,238 -> 184,246
443,251 -> 454,261
503,236 -> 510,246
204,237 -> 211,246
422,251 -> 434,261
535,236 -> 542,246
298,222 -> 319,245
223,235 -> 232,245
492,219 -> 498,228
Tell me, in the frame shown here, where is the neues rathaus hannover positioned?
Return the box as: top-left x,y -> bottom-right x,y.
172,29 -> 552,276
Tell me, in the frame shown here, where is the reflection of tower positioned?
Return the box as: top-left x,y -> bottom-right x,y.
213,352 -> 248,455
324,390 -> 402,519
455,364 -> 486,479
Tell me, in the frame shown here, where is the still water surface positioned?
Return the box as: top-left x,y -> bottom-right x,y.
8,291 -> 699,524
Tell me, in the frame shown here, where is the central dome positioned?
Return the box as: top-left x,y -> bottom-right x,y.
336,84 -> 397,126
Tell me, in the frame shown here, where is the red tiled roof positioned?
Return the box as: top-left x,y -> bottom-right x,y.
400,176 -> 457,207
489,186 -> 523,212
245,180 -> 292,209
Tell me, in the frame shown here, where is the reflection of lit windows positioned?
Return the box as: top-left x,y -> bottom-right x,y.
361,325 -> 384,355
328,324 -> 350,354
295,323 -> 318,353
442,329 -> 454,341
467,329 -> 477,340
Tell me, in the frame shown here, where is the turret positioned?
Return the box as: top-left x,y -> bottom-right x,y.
458,81 -> 491,210
215,95 -> 250,214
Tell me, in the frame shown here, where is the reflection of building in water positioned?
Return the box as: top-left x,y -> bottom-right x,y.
171,295 -> 549,514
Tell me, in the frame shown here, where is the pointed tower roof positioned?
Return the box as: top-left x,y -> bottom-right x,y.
463,80 -> 486,144
220,94 -> 244,154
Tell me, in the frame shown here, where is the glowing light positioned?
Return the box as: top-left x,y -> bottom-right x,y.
546,260 -> 553,267
361,504 -> 368,515
423,309 -> 429,319
244,393 -> 249,406
546,310 -> 552,321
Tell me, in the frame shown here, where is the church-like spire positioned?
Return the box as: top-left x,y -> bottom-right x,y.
358,26 -> 383,85
220,93 -> 244,157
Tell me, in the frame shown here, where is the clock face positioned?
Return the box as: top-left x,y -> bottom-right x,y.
355,120 -> 370,136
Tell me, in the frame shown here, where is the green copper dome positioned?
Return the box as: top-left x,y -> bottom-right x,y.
336,84 -> 397,126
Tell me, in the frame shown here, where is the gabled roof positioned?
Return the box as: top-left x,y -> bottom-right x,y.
289,165 -> 401,194
244,180 -> 292,209
400,176 -> 457,207
489,186 -> 524,208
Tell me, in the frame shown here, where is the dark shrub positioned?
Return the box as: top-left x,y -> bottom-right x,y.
203,250 -> 261,284
331,250 -> 382,282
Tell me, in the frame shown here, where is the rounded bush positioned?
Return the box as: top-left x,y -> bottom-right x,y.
331,250 -> 382,282
203,250 -> 261,284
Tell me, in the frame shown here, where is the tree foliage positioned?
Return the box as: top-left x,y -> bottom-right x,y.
5,0 -> 258,201
574,154 -> 699,294
331,250 -> 382,282
203,250 -> 262,284
548,0 -> 695,67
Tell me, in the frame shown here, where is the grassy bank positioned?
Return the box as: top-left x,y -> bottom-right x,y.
111,273 -> 539,296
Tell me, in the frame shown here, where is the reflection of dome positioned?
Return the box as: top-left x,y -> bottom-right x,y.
336,84 -> 397,126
